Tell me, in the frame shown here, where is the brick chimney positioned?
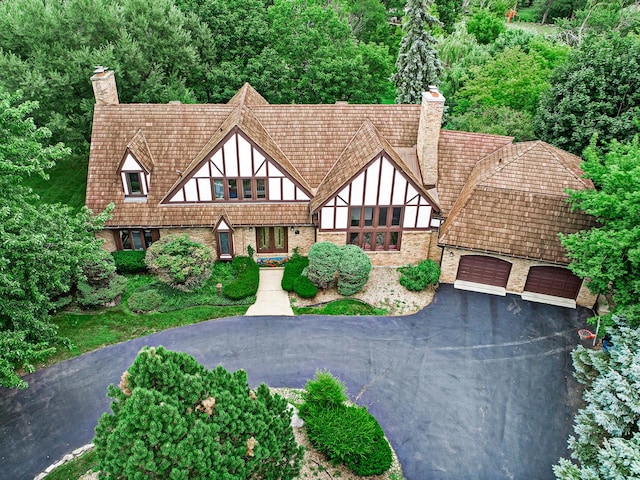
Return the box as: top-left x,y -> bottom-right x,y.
90,66 -> 119,105
417,86 -> 445,188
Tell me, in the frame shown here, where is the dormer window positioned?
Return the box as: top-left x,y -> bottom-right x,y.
119,151 -> 150,201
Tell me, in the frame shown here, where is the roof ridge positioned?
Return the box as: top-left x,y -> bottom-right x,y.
125,128 -> 155,172
535,141 -> 593,189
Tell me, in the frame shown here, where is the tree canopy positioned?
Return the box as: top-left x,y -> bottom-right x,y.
560,138 -> 640,325
536,32 -> 640,155
0,90 -> 112,388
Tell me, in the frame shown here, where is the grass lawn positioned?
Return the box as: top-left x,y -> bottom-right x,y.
46,449 -> 98,480
293,299 -> 386,316
508,20 -> 559,36
23,153 -> 89,210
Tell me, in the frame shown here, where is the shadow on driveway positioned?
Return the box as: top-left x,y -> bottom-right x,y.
0,284 -> 593,480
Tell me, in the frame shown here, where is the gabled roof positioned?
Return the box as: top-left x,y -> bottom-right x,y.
227,83 -> 269,106
121,129 -> 155,173
311,119 -> 438,211
439,141 -> 596,263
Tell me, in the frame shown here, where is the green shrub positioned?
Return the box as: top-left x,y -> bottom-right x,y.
466,10 -> 506,44
398,259 -> 441,291
293,275 -> 318,299
77,249 -> 127,307
111,250 -> 147,274
281,254 -> 309,291
301,370 -> 348,410
306,242 -> 342,288
94,347 -> 304,479
337,245 -> 371,296
128,289 -> 164,313
223,255 -> 259,300
145,234 -> 213,292
303,405 -> 392,476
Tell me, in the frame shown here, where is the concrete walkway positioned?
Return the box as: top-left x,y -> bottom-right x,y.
245,268 -> 293,316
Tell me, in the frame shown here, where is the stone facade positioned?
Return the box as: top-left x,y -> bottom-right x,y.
96,230 -> 117,251
317,230 -> 441,267
440,247 -> 598,308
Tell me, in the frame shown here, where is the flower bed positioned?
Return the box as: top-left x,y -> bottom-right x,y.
256,256 -> 289,267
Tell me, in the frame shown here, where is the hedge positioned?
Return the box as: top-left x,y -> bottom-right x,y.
281,255 -> 309,292
223,256 -> 259,300
293,275 -> 318,299
112,250 -> 147,274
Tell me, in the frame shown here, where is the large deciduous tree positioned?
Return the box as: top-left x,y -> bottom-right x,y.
393,0 -> 442,103
0,90 -> 112,388
560,138 -> 640,324
95,346 -> 304,479
536,32 -> 640,155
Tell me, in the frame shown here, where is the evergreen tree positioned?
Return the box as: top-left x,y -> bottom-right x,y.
393,0 -> 442,103
554,316 -> 640,479
95,346 -> 304,479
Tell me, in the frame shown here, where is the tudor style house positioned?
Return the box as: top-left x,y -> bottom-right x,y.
86,68 -> 598,308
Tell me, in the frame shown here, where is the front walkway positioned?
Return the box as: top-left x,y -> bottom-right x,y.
245,268 -> 293,316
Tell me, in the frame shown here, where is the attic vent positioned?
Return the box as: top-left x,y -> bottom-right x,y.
168,100 -> 182,105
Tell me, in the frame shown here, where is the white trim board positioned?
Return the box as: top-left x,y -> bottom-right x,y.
454,280 -> 507,296
521,292 -> 576,309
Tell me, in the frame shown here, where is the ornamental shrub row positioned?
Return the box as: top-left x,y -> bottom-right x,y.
281,253 -> 309,292
299,370 -> 392,476
223,256 -> 259,300
112,250 -> 147,274
398,259 -> 441,291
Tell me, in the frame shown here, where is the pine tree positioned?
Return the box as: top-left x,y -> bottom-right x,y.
94,346 -> 304,479
392,0 -> 443,104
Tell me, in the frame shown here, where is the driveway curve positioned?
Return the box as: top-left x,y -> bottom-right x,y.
0,285 -> 592,480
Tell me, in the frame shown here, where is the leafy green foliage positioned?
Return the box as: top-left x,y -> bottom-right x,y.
76,248 -> 127,307
299,370 -> 392,476
145,234 -> 213,292
222,255 -> 260,300
398,259 -> 441,291
281,253 -> 309,292
293,276 -> 318,299
393,0 -> 443,103
536,32 -> 640,155
94,346 -> 304,479
560,138 -> 640,324
466,10 -> 506,44
127,289 -> 164,313
554,316 -> 640,479
337,245 -> 372,296
112,250 -> 147,274
306,242 -> 342,288
293,299 -> 386,316
0,90 -> 112,388
434,0 -> 462,32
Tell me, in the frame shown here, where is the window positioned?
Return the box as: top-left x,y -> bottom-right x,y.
117,229 -> 159,250
347,207 -> 402,251
125,172 -> 144,196
256,227 -> 287,253
212,178 -> 268,201
218,232 -> 231,256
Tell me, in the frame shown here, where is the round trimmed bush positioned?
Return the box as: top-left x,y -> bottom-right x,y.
301,370 -> 347,410
145,234 -> 213,292
337,245 -> 371,296
398,259 -> 441,291
293,275 -> 318,299
306,242 -> 342,288
128,289 -> 163,313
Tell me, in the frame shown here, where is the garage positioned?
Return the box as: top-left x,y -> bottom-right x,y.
524,266 -> 582,300
455,255 -> 512,294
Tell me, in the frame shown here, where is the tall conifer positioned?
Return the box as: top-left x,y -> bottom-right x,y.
393,0 -> 442,103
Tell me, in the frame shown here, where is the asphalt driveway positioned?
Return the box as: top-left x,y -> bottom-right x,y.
0,285 -> 592,480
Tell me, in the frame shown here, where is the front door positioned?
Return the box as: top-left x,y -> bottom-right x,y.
256,227 -> 287,254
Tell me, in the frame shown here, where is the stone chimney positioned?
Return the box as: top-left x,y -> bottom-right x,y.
417,86 -> 445,188
90,66 -> 119,105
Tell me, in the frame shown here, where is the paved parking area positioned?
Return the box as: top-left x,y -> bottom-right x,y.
0,285 -> 592,479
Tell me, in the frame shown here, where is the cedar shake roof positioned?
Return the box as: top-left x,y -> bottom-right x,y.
227,83 -> 269,106
437,130 -> 513,215
123,129 -> 155,173
439,141 -> 596,264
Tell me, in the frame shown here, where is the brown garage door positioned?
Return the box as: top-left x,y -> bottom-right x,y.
456,255 -> 512,287
524,266 -> 582,299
